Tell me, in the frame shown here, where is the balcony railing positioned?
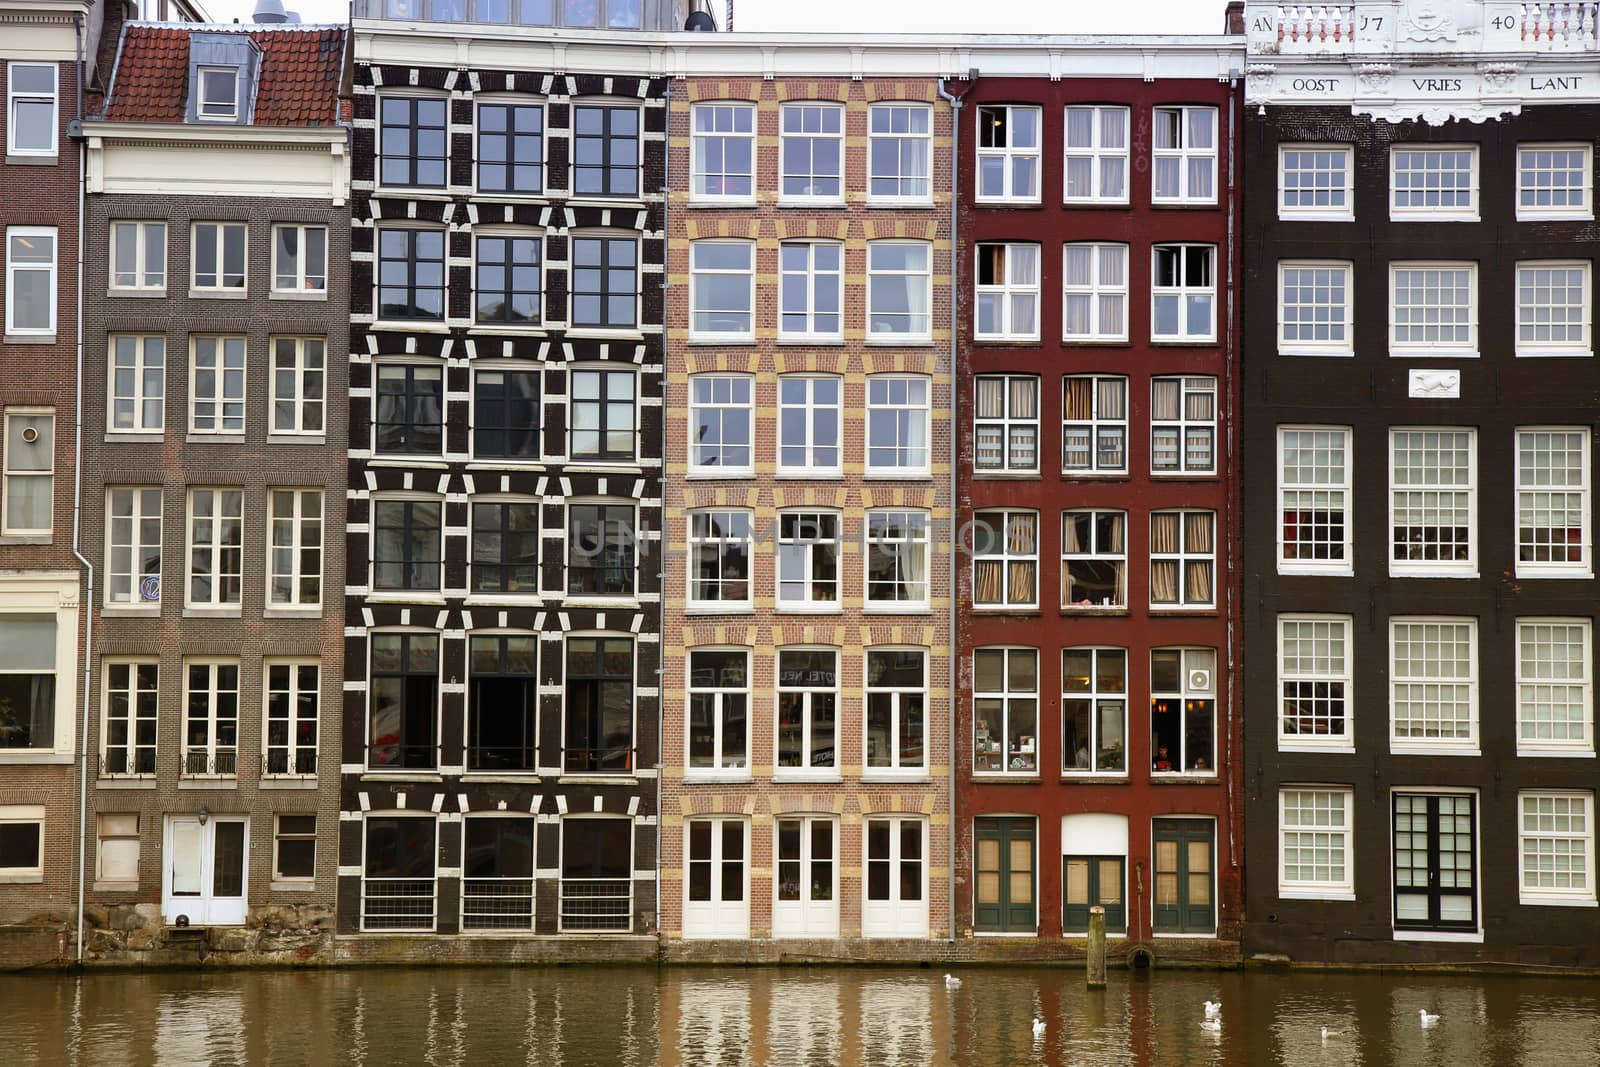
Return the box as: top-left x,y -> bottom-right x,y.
563,746 -> 634,774
182,749 -> 237,777
352,0 -> 681,30
362,877 -> 437,931
1521,2 -> 1599,48
466,744 -> 538,774
462,878 -> 535,930
559,878 -> 632,932
262,750 -> 318,778
365,744 -> 440,772
100,751 -> 156,777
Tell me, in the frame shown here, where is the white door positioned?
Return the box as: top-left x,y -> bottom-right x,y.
163,815 -> 248,926
862,816 -> 928,938
682,818 -> 748,939
773,816 -> 838,938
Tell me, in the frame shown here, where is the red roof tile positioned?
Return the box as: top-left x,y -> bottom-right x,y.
102,24 -> 347,127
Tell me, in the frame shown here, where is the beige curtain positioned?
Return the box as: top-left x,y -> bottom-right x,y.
1097,378 -> 1125,418
1064,377 -> 1093,420
1151,379 -> 1180,422
976,377 -> 1005,419
974,560 -> 1002,604
1010,377 -> 1037,418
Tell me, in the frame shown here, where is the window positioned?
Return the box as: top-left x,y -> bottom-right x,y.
378,96 -> 448,188
559,817 -> 631,931
477,101 -> 543,194
376,228 -> 446,320
264,660 -> 318,778
564,636 -> 634,773
271,338 -> 326,435
191,222 -> 245,291
1064,105 -> 1128,203
570,236 -> 638,329
197,67 -> 238,120
273,815 -> 316,882
1393,793 -> 1477,932
691,103 -> 755,202
1278,144 -> 1353,219
775,816 -> 837,937
188,336 -> 245,435
865,510 -> 929,608
780,103 -> 843,203
1520,792 -> 1595,904
974,375 -> 1038,473
1062,510 -> 1126,610
97,814 -> 140,883
1390,429 -> 1476,574
866,376 -> 929,475
683,817 -> 748,938
780,242 -> 842,340
106,487 -> 162,605
973,510 -> 1037,609
572,104 -> 639,198
1151,376 -> 1215,475
1279,426 -> 1351,572
1518,143 -> 1592,220
1062,647 -> 1127,774
268,489 -> 322,607
0,616 -> 54,751
472,368 -> 539,460
371,498 -> 443,592
1064,854 -> 1126,934
1391,618 -> 1478,751
1517,428 -> 1589,577
111,221 -> 165,290
688,510 -> 751,608
869,104 -> 931,202
1062,243 -> 1128,342
866,649 -> 925,773
975,244 -> 1040,341
186,488 -> 242,608
6,63 -> 56,155
1150,648 -> 1216,774
1152,105 -> 1216,203
102,661 -> 157,776
1517,619 -> 1593,755
776,648 -> 837,771
1517,261 -> 1591,356
1278,262 -> 1352,356
863,816 -> 927,937
267,224 -> 327,295
867,242 -> 932,340
368,632 -> 438,769
1279,789 -> 1353,898
361,815 -> 437,930
1062,375 -> 1127,474
0,807 -> 43,879
777,376 -> 841,474
2,410 -> 51,536
1278,615 -> 1351,746
474,234 -> 542,324
688,649 -> 749,774
182,660 -> 238,776
569,367 -> 635,462
467,635 -> 537,772
777,512 -> 839,608
462,816 -> 536,930
1391,146 -> 1477,220
690,241 -> 754,339
974,817 -> 1036,933
1152,244 -> 1215,342
974,647 -> 1038,775
374,364 -> 443,454
6,227 -> 55,334
109,335 -> 165,434
567,503 -> 635,597
1390,263 -> 1478,356
976,105 -> 1040,203
471,500 -> 538,594
1150,511 -> 1214,608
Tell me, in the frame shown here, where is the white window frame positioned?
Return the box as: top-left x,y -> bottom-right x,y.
1061,646 -> 1128,776
96,813 -> 140,884
267,488 -> 323,609
1390,616 -> 1479,755
862,815 -> 929,938
1277,614 -> 1354,751
190,221 -> 248,292
105,486 -> 162,607
197,66 -> 239,121
686,647 -> 750,777
776,510 -> 840,610
272,814 -> 318,883
1519,791 -> 1597,906
687,373 -> 755,476
973,374 -> 1039,474
972,509 -> 1038,610
1149,510 -> 1215,610
2,408 -> 52,537
690,102 -> 756,205
1517,618 -> 1594,757
6,226 -> 56,336
778,241 -> 843,342
975,243 -> 1041,342
973,646 -> 1040,777
1151,375 -> 1217,476
1389,262 -> 1479,358
1278,143 -> 1354,221
975,104 -> 1042,205
688,239 -> 755,342
1151,243 -> 1216,343
1516,260 -> 1592,358
1277,425 -> 1353,575
865,240 -> 933,343
1061,509 -> 1127,612
1516,427 -> 1591,579
1278,260 -> 1354,357
1150,647 -> 1218,776
774,646 -> 839,776
270,336 -> 327,437
864,509 -> 930,611
271,223 -> 329,294
110,221 -> 166,291
686,509 -> 753,610
865,374 -> 930,476
867,103 -> 932,205
1389,427 -> 1477,577
1278,787 -> 1355,900
779,102 -> 844,206
185,487 -> 244,609
263,658 -> 320,779
1390,145 -> 1479,222
1151,105 -> 1218,205
1062,242 -> 1129,343
777,374 -> 842,476
188,335 -> 246,437
1517,142 -> 1594,222
1063,105 -> 1130,205
865,647 -> 927,775
0,805 -> 44,880
181,658 -> 240,777
1062,374 -> 1128,475
100,659 -> 158,778
6,62 -> 56,156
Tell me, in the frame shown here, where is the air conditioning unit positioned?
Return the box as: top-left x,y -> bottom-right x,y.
1188,668 -> 1212,692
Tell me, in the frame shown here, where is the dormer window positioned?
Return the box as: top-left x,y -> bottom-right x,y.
198,68 -> 238,121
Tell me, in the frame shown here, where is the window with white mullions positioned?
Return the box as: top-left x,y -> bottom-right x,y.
111,221 -> 165,290
1150,648 -> 1216,774
777,375 -> 840,474
0,808 -> 43,879
691,103 -> 755,202
183,660 -> 239,777
1517,619 -> 1593,755
2,410 -> 52,536
688,648 -> 749,774
272,224 -> 328,293
109,335 -> 165,433
975,243 -> 1040,341
267,488 -> 323,607
1517,143 -> 1592,220
863,817 -> 928,938
1064,105 -> 1128,203
102,661 -> 158,776
6,227 -> 55,334
1062,375 -> 1127,474
866,241 -> 932,340
476,102 -> 543,195
690,241 -> 754,339
1062,243 -> 1128,342
776,648 -> 837,771
1390,146 -> 1478,220
106,486 -> 162,605
470,501 -> 538,595
1278,262 -> 1352,355
684,818 -> 748,938
780,103 -> 843,203
866,649 -> 926,773
866,375 -> 930,474
98,813 -> 140,882
7,63 -> 56,155
869,104 -> 931,202
1519,792 -> 1595,904
189,336 -> 245,435
1516,261 -> 1591,356
973,647 -> 1038,775
1152,244 -> 1215,342
379,96 -> 448,189
1152,106 -> 1216,204
976,105 -> 1041,203
570,236 -> 638,329
264,660 -> 319,777
270,337 -> 325,436
775,816 -> 838,938
688,374 -> 754,473
972,510 -> 1037,609
1278,426 -> 1351,572
1390,428 -> 1476,573
777,511 -> 839,608
1061,510 -> 1126,610
1062,646 -> 1126,774
687,509 -> 751,607
1149,510 -> 1214,608
572,104 -> 639,198
865,510 -> 929,608
467,635 -> 537,773
371,498 -> 443,592
1517,428 -> 1589,576
1279,788 -> 1353,897
1390,618 -> 1478,751
192,222 -> 246,291
974,375 -> 1038,473
780,242 -> 842,340
1151,376 -> 1215,475
474,234 -> 542,324
1390,263 -> 1477,355
1278,615 -> 1351,745
187,488 -> 243,608
1393,793 -> 1477,932
1278,144 -> 1353,219
374,364 -> 443,454
196,67 -> 237,120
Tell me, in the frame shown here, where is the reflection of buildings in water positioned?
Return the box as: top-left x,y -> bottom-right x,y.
1388,985 -> 1488,1065
766,979 -> 841,1065
857,979 -> 932,1065
677,978 -> 752,1067
1269,1005 -> 1360,1067
154,988 -> 246,1065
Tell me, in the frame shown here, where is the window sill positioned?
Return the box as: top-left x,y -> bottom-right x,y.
861,605 -> 932,616
107,288 -> 167,299
365,456 -> 448,469
0,535 -> 52,546
1278,889 -> 1356,901
182,607 -> 242,619
1390,212 -> 1479,224
1279,212 -> 1356,223
463,595 -> 544,608
187,289 -> 248,301
1147,607 -> 1219,616
563,329 -> 645,343
1151,199 -> 1220,209
1060,606 -> 1128,616
1517,211 -> 1594,223
562,597 -> 640,611
972,772 -> 1041,782
1060,774 -> 1129,784
556,775 -> 638,786
861,772 -> 931,784
684,772 -> 752,785
863,336 -> 933,347
1150,470 -> 1221,480
96,777 -> 158,789
0,752 -> 73,765
461,773 -> 541,783
774,605 -> 844,615
360,772 -> 442,782
1391,745 -> 1481,758
865,198 -> 935,210
771,773 -> 843,784
93,881 -> 141,893
263,606 -> 324,620
266,434 -> 328,447
685,198 -> 758,209
974,336 -> 1042,347
1280,348 -> 1354,359
971,606 -> 1039,615
102,604 -> 161,617
564,197 -> 648,211
258,777 -> 319,790
469,325 -> 549,337
268,291 -> 329,303
1520,895 -> 1598,908
1390,568 -> 1477,580
0,873 -> 43,884
973,198 -> 1043,208
270,880 -> 318,893
774,470 -> 843,480
683,604 -> 754,615
1515,748 -> 1596,758
3,333 -> 57,345
862,471 -> 932,482
775,336 -> 845,346
1515,569 -> 1593,581
777,199 -> 847,210
1062,198 -> 1132,209
1060,337 -> 1131,346
973,470 -> 1041,480
1516,348 -> 1593,359
1149,337 -> 1219,347
686,470 -> 755,480
687,336 -> 756,346
5,153 -> 57,166
1393,930 -> 1483,943
1060,471 -> 1129,481
177,778 -> 239,790
1278,566 -> 1354,578
563,462 -> 642,474
1151,773 -> 1219,783
369,321 -> 451,334
364,593 -> 447,606
1278,742 -> 1355,754
1389,349 -> 1478,360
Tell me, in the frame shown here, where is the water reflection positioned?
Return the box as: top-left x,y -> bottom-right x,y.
7,966 -> 1600,1066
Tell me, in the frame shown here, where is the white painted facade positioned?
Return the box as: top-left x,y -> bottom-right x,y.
81,124 -> 350,204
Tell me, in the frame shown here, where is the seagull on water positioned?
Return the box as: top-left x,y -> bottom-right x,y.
1321,1027 -> 1344,1044
943,974 -> 961,990
1204,1000 -> 1221,1021
1032,1017 -> 1046,1040
1200,1018 -> 1222,1034
1419,1008 -> 1440,1028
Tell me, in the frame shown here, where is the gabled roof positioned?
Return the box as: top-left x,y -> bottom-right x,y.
101,23 -> 346,127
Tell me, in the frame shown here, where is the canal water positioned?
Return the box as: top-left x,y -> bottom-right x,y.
5,965 -> 1599,1066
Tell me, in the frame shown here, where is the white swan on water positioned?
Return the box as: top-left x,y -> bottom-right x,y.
1420,1008 -> 1440,1027
943,974 -> 961,990
1032,1017 -> 1046,1039
1204,1000 -> 1221,1021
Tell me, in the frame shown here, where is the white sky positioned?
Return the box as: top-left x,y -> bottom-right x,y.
199,0 -> 1226,33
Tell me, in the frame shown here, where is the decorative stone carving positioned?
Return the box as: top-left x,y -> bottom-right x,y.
1408,369 -> 1462,399
1479,63 -> 1522,91
1245,62 -> 1277,103
1399,0 -> 1463,43
1355,63 -> 1395,93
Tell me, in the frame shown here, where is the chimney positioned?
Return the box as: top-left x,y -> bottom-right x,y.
1224,1 -> 1245,34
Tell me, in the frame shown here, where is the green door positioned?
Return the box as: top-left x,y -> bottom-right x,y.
974,817 -> 1036,932
1153,818 -> 1214,933
1063,855 -> 1126,933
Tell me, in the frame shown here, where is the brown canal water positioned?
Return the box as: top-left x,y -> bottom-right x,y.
4,966 -> 1600,1066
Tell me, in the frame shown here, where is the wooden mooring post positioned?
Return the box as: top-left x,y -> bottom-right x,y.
1087,906 -> 1107,989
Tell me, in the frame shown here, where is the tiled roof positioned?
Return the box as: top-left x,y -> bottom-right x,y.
102,24 -> 346,127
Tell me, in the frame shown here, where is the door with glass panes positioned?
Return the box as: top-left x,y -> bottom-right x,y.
683,817 -> 748,939
1063,855 -> 1126,933
1152,818 -> 1214,933
162,815 -> 247,926
863,816 -> 928,938
974,817 -> 1036,932
773,816 -> 838,938
1393,793 -> 1477,932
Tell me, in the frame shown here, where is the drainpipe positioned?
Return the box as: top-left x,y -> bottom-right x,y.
655,79 -> 670,950
1222,88 -> 1240,886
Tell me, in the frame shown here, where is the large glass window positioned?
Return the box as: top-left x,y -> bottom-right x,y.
111,221 -> 165,291
688,375 -> 753,474
188,336 -> 245,436
475,234 -> 542,324
777,512 -> 839,608
975,243 -> 1040,341
1062,647 -> 1126,774
0,616 -> 54,751
976,105 -> 1040,203
106,487 -> 161,606
109,335 -> 164,434
7,63 -> 56,155
569,367 -> 635,461
564,637 -> 634,773
1517,261 -> 1590,356
1517,428 -> 1589,577
368,633 -> 438,770
558,816 -> 631,931
688,649 -> 749,774
1062,243 -> 1128,342
1061,510 -> 1126,610
374,364 -> 444,454
572,104 -> 639,198
1279,426 -> 1351,572
1278,615 -> 1351,746
690,241 -> 754,340
1518,143 -> 1592,221
468,635 -> 537,772
274,815 -> 317,883
866,649 -> 925,773
974,375 -> 1038,474
377,228 -> 446,321
1151,376 -> 1215,475
472,368 -> 539,460
1279,788 -> 1353,897
182,660 -> 238,777
776,648 -> 837,772
1393,793 -> 1477,932
1517,619 -> 1592,755
1390,263 -> 1477,355
1149,510 -> 1214,608
2,410 -> 52,536
379,96 -> 447,188
361,815 -> 437,930
687,509 -> 751,607
191,222 -> 245,291
777,376 -> 840,474
567,503 -> 635,597
974,647 -> 1038,775
264,661 -> 319,777
6,227 -> 55,334
470,501 -> 538,594
271,224 -> 327,294
780,103 -> 843,203
1152,105 -> 1216,204
1391,146 -> 1477,220
1064,105 -> 1128,203
692,103 -> 755,202
271,337 -> 325,436
867,242 -> 931,341
1390,618 -> 1478,751
1150,648 -> 1216,774
570,236 -> 637,329
1152,244 -> 1216,342
186,488 -> 242,608
1278,144 -> 1352,219
102,660 -> 157,776
869,104 -> 931,202
866,376 -> 929,474
1519,792 -> 1595,904
1278,262 -> 1352,355
1390,428 -> 1475,574
865,511 -> 929,608
372,498 -> 443,592
1062,375 -> 1127,474
267,488 -> 322,607
476,102 -> 543,194
973,510 -> 1036,609
780,242 -> 842,340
